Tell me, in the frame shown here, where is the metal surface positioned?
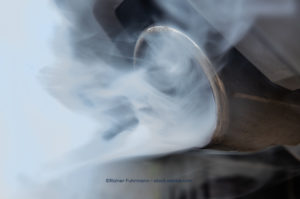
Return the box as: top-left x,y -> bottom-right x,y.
134,26 -> 300,151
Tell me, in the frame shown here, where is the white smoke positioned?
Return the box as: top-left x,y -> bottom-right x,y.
1,0 -> 297,198
43,0 -> 296,164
